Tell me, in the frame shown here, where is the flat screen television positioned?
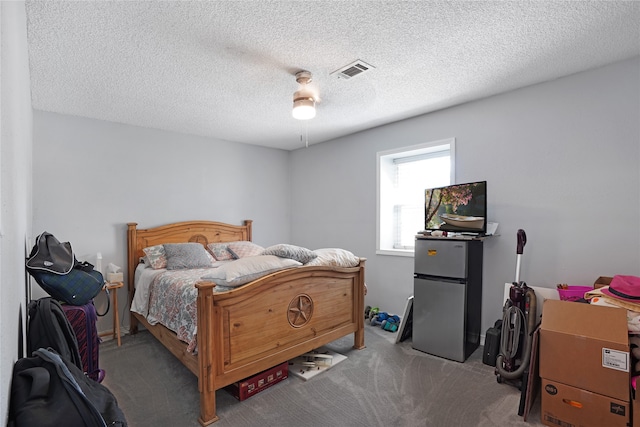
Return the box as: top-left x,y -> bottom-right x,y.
425,180 -> 487,234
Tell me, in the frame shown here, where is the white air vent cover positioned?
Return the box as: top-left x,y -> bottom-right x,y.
331,60 -> 375,79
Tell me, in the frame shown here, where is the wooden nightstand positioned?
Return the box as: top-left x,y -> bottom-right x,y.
102,281 -> 124,347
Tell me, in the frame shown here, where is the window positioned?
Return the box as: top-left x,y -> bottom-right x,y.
377,138 -> 455,255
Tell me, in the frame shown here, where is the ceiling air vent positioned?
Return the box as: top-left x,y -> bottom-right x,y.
331,60 -> 375,80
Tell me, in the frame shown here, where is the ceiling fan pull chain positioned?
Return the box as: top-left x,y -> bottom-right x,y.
305,123 -> 309,148
299,122 -> 310,148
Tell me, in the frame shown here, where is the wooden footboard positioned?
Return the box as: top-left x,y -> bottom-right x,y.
127,220 -> 365,425
196,260 -> 365,425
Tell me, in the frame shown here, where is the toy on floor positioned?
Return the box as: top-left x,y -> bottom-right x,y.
382,317 -> 400,332
370,311 -> 400,332
364,305 -> 373,319
370,311 -> 386,326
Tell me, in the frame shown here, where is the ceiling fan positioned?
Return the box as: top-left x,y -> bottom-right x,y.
292,70 -> 318,120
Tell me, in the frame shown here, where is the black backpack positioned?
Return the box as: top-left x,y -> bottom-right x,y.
27,297 -> 83,371
9,348 -> 127,427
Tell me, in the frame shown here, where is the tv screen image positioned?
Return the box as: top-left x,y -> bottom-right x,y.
424,181 -> 487,233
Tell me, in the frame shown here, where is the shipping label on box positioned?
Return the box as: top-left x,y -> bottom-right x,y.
603,348 -> 630,372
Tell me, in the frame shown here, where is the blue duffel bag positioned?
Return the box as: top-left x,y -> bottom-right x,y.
26,232 -> 104,306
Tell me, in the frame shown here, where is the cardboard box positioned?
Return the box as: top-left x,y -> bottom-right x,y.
540,299 -> 630,402
541,378 -> 630,427
594,276 -> 614,289
225,362 -> 288,401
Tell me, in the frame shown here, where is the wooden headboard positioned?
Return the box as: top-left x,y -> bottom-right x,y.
126,220 -> 252,298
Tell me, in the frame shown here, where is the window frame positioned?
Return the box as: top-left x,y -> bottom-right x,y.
376,138 -> 456,257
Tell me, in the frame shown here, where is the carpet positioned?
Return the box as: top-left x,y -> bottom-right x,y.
99,324 -> 545,426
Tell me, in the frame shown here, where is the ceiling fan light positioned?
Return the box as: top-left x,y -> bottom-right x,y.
292,97 -> 316,120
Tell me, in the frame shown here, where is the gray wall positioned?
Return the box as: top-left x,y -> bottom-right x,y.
28,58 -> 640,346
20,37 -> 640,408
0,2 -> 33,423
290,57 -> 640,333
32,112 -> 292,333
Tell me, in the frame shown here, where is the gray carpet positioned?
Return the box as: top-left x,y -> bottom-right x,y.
99,325 -> 544,426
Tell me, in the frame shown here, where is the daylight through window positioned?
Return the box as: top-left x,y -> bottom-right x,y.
377,139 -> 455,255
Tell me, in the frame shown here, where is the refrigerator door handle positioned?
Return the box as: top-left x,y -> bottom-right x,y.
414,273 -> 465,284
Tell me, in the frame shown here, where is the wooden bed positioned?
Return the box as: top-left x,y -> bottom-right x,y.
127,220 -> 366,425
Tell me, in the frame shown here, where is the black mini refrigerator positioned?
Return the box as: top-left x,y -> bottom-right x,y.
413,237 -> 483,362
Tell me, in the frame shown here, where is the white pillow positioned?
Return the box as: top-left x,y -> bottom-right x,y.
201,255 -> 301,287
305,248 -> 360,268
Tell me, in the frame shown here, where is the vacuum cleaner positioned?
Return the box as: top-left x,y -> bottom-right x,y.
495,229 -> 537,388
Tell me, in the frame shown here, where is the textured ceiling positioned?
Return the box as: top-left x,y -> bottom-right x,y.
25,1 -> 640,150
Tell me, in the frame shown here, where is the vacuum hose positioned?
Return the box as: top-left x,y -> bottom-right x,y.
495,288 -> 537,380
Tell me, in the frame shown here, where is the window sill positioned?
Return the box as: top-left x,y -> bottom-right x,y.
376,249 -> 414,257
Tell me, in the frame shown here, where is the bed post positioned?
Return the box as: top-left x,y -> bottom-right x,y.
196,281 -> 219,426
243,219 -> 253,241
127,223 -> 139,334
354,258 -> 366,350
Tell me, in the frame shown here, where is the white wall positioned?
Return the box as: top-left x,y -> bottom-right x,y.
32,112 -> 292,333
290,57 -> 640,334
0,1 -> 33,423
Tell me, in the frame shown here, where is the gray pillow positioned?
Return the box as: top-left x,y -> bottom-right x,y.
262,244 -> 317,264
164,243 -> 213,270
